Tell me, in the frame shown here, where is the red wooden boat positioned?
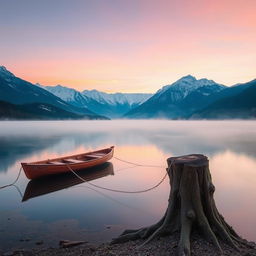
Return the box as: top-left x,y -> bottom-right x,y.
21,146 -> 114,180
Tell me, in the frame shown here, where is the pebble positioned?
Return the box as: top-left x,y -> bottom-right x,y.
3,252 -> 14,256
2,233 -> 256,256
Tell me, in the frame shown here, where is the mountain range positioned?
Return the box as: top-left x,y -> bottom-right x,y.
125,75 -> 256,119
39,84 -> 152,118
0,66 -> 107,120
0,66 -> 255,120
124,75 -> 226,118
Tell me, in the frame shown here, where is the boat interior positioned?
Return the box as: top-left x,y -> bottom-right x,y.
47,152 -> 106,165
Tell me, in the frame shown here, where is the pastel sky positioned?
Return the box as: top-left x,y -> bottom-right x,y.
1,0 -> 255,92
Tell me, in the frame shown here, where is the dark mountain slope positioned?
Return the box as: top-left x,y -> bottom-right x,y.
0,101 -> 107,120
191,82 -> 256,119
0,66 -> 104,118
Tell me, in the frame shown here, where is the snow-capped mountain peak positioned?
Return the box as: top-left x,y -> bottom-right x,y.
39,84 -> 153,118
156,75 -> 225,100
124,76 -> 227,119
43,85 -> 79,101
82,89 -> 152,106
37,84 -> 93,109
177,74 -> 196,82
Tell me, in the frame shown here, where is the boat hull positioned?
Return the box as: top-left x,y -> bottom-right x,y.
21,146 -> 114,180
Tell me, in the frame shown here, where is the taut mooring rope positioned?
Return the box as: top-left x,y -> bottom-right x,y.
113,156 -> 166,168
66,159 -> 172,194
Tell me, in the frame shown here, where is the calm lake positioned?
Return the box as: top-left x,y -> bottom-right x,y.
0,120 -> 256,252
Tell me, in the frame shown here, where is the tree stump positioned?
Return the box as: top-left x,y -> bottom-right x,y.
112,154 -> 247,255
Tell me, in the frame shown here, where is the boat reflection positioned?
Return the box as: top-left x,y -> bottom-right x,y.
22,162 -> 114,202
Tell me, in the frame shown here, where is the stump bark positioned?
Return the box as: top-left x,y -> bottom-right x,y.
112,154 -> 247,255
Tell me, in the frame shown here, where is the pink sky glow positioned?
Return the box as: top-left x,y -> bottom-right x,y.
1,0 -> 255,92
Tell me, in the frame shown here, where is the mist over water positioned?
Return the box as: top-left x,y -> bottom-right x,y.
0,120 -> 256,251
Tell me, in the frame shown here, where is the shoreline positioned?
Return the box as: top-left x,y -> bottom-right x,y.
2,233 -> 256,256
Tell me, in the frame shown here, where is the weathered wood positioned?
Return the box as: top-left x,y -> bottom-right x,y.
59,240 -> 87,248
112,154 -> 248,256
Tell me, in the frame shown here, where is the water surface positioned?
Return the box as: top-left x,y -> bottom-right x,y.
0,120 -> 256,252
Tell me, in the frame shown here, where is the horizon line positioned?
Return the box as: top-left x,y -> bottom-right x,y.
2,65 -> 256,94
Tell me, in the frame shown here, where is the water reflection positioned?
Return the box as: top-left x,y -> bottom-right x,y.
0,120 -> 256,252
0,136 -> 62,172
22,162 -> 114,202
1,121 -> 256,173
210,151 -> 256,241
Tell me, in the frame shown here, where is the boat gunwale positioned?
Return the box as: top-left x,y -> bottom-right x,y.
21,146 -> 114,166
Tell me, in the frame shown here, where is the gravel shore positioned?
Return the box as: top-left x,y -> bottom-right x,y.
2,233 -> 256,256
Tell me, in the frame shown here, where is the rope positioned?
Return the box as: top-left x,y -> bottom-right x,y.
0,167 -> 22,189
66,161 -> 172,194
12,185 -> 23,199
113,156 -> 166,168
